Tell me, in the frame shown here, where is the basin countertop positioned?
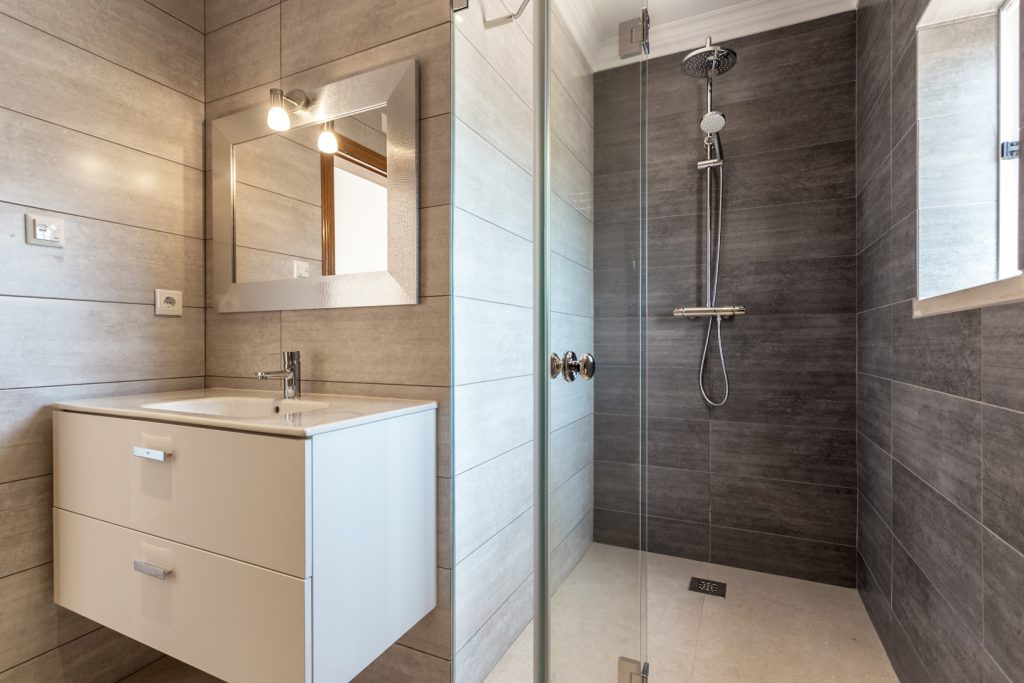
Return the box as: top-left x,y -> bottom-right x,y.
53,388 -> 437,437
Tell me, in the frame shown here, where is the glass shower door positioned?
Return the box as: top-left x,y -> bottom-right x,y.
540,0 -> 648,679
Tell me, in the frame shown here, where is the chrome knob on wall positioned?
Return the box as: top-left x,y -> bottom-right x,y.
549,351 -> 597,382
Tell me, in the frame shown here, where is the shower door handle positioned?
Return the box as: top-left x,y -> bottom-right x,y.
549,351 -> 596,382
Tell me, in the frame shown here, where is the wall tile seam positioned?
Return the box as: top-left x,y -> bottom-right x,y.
203,2 -> 281,35
454,440 -> 534,479
0,103 -> 204,173
855,299 -> 894,316
454,292 -> 594,318
0,9 -> 204,105
860,373 -> 1024,421
643,254 -> 859,273
890,530 -> 986,651
205,375 -> 454,391
622,196 -> 857,221
0,201 -> 207,243
856,550 -> 934,677
453,569 -> 532,660
453,373 -> 531,390
652,514 -> 859,549
0,557 -> 55,583
643,200 -> 859,224
857,487 -> 894,538
0,623 -> 107,677
452,505 -> 532,573
453,205 -> 593,272
550,460 -> 593,498
0,472 -> 54,488
141,0 -> 203,35
608,463 -> 857,492
279,21 -> 454,84
453,113 -> 593,218
1,376 -> 206,394
0,294 -> 204,310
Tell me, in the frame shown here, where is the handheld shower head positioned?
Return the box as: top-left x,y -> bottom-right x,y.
701,111 -> 726,134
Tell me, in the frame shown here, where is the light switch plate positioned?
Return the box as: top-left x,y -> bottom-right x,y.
25,213 -> 65,248
155,289 -> 183,317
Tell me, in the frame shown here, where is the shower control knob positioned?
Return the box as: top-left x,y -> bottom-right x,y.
551,351 -> 596,382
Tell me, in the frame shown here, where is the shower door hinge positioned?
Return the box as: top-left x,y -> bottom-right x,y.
618,657 -> 650,683
1001,140 -> 1020,160
618,6 -> 650,59
452,0 -> 469,11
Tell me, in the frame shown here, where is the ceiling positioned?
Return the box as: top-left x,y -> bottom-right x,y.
919,0 -> 1004,27
559,0 -> 861,72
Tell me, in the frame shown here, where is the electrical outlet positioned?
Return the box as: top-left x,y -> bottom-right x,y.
155,289 -> 183,317
25,213 -> 65,248
293,260 -> 310,278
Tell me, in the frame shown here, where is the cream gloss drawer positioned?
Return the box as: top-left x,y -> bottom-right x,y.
53,411 -> 310,578
54,509 -> 310,683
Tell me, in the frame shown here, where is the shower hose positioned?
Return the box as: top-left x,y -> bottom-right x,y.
699,162 -> 729,407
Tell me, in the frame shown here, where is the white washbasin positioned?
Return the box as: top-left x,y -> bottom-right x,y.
143,396 -> 331,419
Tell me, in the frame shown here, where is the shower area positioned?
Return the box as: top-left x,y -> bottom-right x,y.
450,0 -> 876,681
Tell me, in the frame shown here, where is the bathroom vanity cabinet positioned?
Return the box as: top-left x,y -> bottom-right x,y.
51,390 -> 437,683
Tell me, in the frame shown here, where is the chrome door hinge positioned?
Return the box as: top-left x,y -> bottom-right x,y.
618,657 -> 649,683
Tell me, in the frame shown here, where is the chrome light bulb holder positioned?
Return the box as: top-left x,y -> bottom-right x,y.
266,88 -> 309,132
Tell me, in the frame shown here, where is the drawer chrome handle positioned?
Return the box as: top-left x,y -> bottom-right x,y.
133,560 -> 172,580
133,446 -> 171,462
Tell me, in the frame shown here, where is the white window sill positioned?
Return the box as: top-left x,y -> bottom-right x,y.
913,274 -> 1024,317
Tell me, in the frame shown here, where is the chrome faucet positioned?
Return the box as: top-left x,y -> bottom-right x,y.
256,351 -> 301,399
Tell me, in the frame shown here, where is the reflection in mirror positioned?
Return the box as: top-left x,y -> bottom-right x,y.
233,108 -> 389,284
917,0 -> 1020,299
211,59 -> 417,312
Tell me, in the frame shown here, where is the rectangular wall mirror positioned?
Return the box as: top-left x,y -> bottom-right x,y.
915,0 -> 1024,313
211,60 -> 418,313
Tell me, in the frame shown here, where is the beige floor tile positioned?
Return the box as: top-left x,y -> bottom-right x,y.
487,543 -> 897,683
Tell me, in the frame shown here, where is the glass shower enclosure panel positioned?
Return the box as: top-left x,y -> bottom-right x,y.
541,0 -> 648,680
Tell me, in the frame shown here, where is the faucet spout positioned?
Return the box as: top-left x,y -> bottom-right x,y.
255,351 -> 301,399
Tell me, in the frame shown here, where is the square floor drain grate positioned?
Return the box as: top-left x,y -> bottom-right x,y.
689,577 -> 726,598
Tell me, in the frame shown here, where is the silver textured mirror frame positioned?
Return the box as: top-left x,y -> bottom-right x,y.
211,59 -> 418,312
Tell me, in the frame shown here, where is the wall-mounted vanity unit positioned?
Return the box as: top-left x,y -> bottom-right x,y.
51,388 -> 437,683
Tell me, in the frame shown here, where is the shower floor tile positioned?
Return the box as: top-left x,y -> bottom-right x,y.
486,543 -> 897,683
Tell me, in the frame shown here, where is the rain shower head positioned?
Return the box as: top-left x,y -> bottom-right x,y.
701,111 -> 726,134
681,37 -> 737,79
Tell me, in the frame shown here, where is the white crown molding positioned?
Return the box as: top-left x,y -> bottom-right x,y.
554,0 -> 603,68
590,0 -> 859,72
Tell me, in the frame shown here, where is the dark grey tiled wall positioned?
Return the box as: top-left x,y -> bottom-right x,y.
856,1 -> 1024,682
592,13 -> 859,587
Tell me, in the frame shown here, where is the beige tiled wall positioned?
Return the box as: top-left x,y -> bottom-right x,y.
0,0 -> 206,678
451,2 -> 595,680
202,1 -> 453,680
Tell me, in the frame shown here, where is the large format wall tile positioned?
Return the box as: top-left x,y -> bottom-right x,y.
0,110 -> 204,238
0,14 -> 203,168
0,298 -> 203,390
983,406 -> 1024,555
280,0 -> 449,76
983,531 -> 1024,682
893,463 -> 984,633
0,202 -> 204,307
892,382 -> 983,517
0,0 -> 203,99
891,544 -> 983,683
709,525 -> 855,587
710,475 -> 856,546
204,5 -> 280,100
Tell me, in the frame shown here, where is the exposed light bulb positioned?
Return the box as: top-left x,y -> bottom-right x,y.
267,106 -> 291,132
317,122 -> 339,154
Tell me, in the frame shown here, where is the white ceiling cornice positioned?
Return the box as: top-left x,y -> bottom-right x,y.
589,0 -> 859,72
